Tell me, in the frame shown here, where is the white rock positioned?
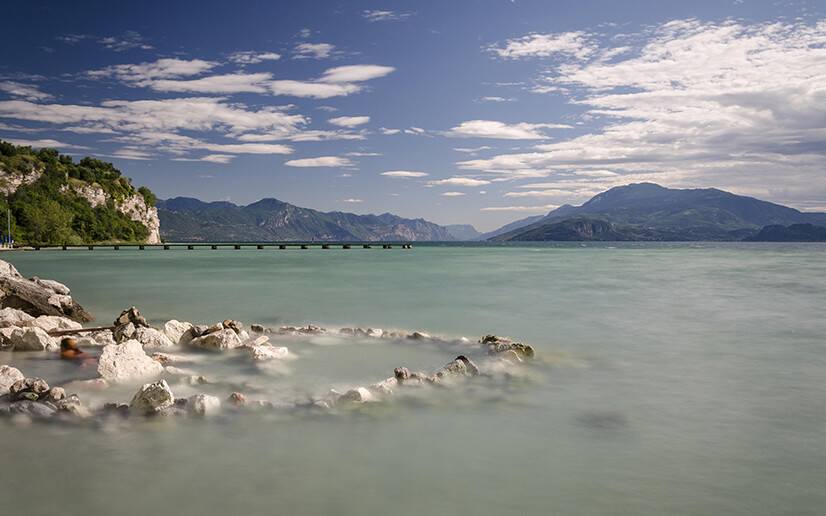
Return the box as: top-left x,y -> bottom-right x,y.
0,260 -> 23,278
366,328 -> 384,338
187,394 -> 221,416
32,277 -> 71,296
336,387 -> 377,406
135,326 -> 175,348
25,315 -> 82,333
250,345 -> 289,361
189,329 -> 242,351
236,330 -> 250,342
240,335 -> 270,348
0,307 -> 35,328
162,319 -> 193,345
369,377 -> 397,395
97,340 -> 164,383
129,379 -> 174,414
6,327 -> 58,351
0,364 -> 25,394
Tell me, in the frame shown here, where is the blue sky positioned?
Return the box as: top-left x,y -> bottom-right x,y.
1,0 -> 825,231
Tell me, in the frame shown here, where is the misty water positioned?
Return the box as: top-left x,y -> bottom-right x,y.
1,243 -> 825,515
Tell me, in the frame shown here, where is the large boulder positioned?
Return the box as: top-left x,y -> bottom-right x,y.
114,307 -> 148,328
162,319 -> 193,345
0,364 -> 25,394
24,315 -> 83,333
0,260 -> 92,322
134,327 -> 174,348
189,329 -> 242,351
129,379 -> 174,414
4,327 -> 58,351
0,307 -> 34,328
97,340 -> 164,383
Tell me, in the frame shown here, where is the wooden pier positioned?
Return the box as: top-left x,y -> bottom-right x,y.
28,243 -> 413,251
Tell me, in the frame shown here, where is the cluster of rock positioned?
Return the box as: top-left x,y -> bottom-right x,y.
0,260 -> 92,322
0,257 -> 538,425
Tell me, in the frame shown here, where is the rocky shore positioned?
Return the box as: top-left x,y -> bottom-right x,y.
0,259 -> 536,425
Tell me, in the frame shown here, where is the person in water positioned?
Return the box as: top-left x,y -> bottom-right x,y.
60,337 -> 97,367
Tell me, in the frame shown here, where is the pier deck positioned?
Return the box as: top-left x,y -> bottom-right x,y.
27,243 -> 413,251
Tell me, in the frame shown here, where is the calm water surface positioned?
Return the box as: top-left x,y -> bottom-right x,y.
1,243 -> 824,515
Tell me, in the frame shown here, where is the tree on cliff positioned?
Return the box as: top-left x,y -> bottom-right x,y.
0,140 -> 156,245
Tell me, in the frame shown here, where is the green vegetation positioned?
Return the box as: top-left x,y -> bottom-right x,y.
0,140 -> 156,245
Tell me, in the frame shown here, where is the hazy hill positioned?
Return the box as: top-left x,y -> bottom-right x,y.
445,224 -> 482,241
158,197 -> 455,242
492,183 -> 826,241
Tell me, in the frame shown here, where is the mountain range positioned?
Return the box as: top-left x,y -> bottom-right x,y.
490,183 -> 826,241
157,197 -> 454,242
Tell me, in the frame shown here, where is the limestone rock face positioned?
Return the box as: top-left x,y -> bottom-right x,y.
186,394 -> 221,416
0,364 -> 25,394
97,340 -> 164,383
189,329 -> 242,351
162,319 -> 193,345
5,327 -> 58,351
118,194 -> 161,245
129,379 -> 174,414
0,260 -> 92,322
134,327 -> 174,348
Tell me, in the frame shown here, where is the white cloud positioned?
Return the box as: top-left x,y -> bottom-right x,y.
284,156 -> 354,167
380,127 -> 401,135
476,96 -> 515,103
87,58 -> 218,83
0,82 -> 53,101
328,116 -> 370,127
441,192 -> 466,197
269,80 -> 362,98
469,19 -> 826,206
346,152 -> 381,156
447,120 -> 570,139
229,51 -> 281,64
201,154 -> 235,163
4,138 -> 90,150
481,205 -> 559,212
487,31 -> 596,60
363,10 -> 413,22
318,65 -> 395,83
381,171 -> 429,178
429,177 -> 492,187
100,31 -> 153,52
342,198 -> 363,203
454,146 -> 492,153
294,42 -> 336,60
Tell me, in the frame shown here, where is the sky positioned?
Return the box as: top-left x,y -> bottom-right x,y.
1,0 -> 825,232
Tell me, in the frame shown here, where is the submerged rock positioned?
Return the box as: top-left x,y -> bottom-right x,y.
97,340 -> 164,383
278,324 -> 328,335
56,394 -> 93,419
0,364 -> 25,394
429,355 -> 480,384
9,377 -> 50,402
336,387 -> 377,407
479,335 -> 535,359
129,379 -> 174,414
250,345 -> 289,361
227,392 -> 247,406
186,394 -> 221,416
1,399 -> 57,418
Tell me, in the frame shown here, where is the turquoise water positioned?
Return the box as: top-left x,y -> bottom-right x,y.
1,243 -> 825,515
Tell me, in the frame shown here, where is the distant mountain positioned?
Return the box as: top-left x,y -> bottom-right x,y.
491,183 -> 826,241
158,197 -> 454,242
745,223 -> 826,242
445,224 -> 482,241
478,214 -> 546,240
